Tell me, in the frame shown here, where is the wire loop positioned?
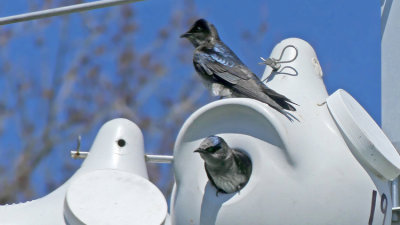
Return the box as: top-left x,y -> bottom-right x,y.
259,45 -> 299,81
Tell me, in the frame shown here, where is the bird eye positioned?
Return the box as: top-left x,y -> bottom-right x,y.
196,26 -> 201,31
207,146 -> 218,153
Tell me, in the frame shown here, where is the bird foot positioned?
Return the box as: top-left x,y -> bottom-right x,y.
317,101 -> 327,106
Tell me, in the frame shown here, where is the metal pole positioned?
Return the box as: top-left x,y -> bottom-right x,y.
0,0 -> 143,26
381,0 -> 400,222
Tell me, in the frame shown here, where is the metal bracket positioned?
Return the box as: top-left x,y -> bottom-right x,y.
259,45 -> 298,69
70,136 -> 87,159
259,57 -> 281,71
260,45 -> 299,81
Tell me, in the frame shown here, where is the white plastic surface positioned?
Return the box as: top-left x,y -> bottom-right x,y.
327,89 -> 400,180
170,38 -> 392,225
78,118 -> 149,178
0,118 -> 167,225
64,169 -> 167,225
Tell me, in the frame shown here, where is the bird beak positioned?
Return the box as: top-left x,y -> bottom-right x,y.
194,148 -> 205,154
180,32 -> 191,38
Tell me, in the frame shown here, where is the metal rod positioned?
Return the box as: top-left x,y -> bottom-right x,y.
145,154 -> 173,164
0,0 -> 143,26
70,150 -> 173,163
393,178 -> 399,207
393,178 -> 400,221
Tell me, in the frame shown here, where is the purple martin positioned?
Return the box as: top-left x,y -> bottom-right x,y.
194,135 -> 252,196
181,19 -> 297,117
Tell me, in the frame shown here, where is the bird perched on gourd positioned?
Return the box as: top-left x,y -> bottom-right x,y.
181,19 -> 297,118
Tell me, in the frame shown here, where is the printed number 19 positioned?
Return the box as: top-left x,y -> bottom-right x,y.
368,190 -> 388,225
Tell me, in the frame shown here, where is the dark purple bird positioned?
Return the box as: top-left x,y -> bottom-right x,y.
181,19 -> 297,117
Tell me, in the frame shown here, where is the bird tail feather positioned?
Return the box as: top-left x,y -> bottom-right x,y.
261,86 -> 298,111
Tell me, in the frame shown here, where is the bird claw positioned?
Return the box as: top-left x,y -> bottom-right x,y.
317,101 -> 327,106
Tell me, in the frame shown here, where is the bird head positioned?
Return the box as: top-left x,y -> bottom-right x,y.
194,135 -> 231,165
180,18 -> 220,47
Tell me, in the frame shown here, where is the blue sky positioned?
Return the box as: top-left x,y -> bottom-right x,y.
190,0 -> 381,122
135,0 -> 381,121
147,0 -> 379,120
0,0 -> 381,200
0,0 -> 381,121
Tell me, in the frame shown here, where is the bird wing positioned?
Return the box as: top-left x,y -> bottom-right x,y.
194,48 -> 252,85
233,150 -> 252,177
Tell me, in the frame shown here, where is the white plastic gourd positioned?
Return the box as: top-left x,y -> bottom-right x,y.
0,118 -> 167,225
170,38 -> 400,225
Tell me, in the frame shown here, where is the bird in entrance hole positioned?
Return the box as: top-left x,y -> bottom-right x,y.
194,135 -> 252,196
